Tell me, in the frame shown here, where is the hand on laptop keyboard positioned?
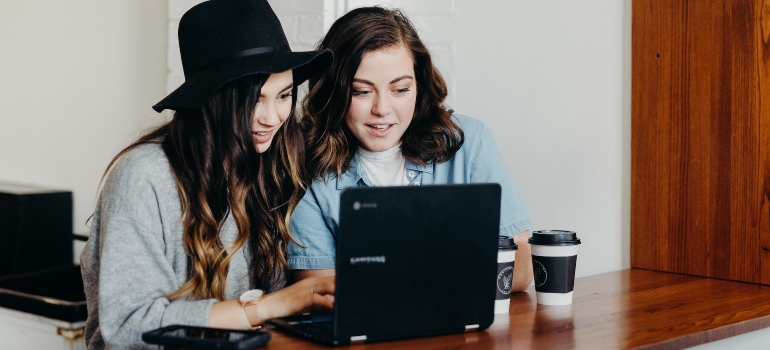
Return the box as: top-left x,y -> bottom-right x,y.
258,276 -> 336,321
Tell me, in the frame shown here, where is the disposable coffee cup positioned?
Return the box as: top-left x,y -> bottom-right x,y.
495,236 -> 518,314
529,230 -> 581,305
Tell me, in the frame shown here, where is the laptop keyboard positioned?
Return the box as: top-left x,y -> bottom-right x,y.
282,313 -> 335,340
297,318 -> 334,335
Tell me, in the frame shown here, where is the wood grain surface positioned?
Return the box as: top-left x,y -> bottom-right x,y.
631,0 -> 770,284
260,270 -> 770,350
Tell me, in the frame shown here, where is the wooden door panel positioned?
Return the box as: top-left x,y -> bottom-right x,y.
632,0 -> 769,284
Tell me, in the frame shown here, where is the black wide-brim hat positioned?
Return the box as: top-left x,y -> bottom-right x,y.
153,0 -> 333,113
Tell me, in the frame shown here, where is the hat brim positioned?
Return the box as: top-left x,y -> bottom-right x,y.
153,49 -> 332,112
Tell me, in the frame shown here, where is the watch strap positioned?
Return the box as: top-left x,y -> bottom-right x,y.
242,297 -> 263,327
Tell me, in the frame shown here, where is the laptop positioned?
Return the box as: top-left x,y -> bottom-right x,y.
269,183 -> 502,345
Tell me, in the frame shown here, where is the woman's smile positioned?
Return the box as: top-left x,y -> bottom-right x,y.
252,129 -> 274,144
366,123 -> 395,135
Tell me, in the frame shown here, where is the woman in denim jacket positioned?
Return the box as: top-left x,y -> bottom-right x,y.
288,7 -> 534,292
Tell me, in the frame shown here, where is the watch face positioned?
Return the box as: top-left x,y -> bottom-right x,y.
239,289 -> 264,303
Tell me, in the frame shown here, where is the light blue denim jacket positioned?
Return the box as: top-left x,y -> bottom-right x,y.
287,114 -> 532,270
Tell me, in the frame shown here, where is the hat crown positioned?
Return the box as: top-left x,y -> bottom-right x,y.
153,0 -> 332,112
178,0 -> 290,78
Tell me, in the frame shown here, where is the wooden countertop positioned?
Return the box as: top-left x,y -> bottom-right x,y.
263,269 -> 770,349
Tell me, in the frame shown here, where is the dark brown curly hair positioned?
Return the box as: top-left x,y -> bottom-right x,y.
302,6 -> 463,179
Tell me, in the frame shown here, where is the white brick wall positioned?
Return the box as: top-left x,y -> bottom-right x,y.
165,0 -> 455,102
269,0 -> 326,51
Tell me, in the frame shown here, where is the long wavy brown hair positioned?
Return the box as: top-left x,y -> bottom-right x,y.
100,74 -> 306,301
302,6 -> 463,179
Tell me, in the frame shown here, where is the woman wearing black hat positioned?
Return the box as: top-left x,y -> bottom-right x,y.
287,7 -> 534,292
80,0 -> 334,348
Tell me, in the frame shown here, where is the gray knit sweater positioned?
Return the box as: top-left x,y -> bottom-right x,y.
80,143 -> 277,349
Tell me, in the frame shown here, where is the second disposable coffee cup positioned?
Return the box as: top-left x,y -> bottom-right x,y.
529,230 -> 581,305
495,236 -> 518,314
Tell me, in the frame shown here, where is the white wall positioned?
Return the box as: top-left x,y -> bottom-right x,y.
0,1 -> 168,243
453,0 -> 632,277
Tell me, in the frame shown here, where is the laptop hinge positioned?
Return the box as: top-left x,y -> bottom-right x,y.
350,335 -> 367,343
464,324 -> 480,332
